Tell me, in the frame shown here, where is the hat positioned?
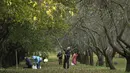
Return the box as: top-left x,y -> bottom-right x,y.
67,47 -> 70,50
32,56 -> 37,59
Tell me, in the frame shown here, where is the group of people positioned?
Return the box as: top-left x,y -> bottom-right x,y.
24,47 -> 77,69
57,47 -> 78,69
24,56 -> 43,69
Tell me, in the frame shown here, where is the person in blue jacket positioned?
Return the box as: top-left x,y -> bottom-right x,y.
32,56 -> 42,69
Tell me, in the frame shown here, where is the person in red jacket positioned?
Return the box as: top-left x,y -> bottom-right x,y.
72,53 -> 78,65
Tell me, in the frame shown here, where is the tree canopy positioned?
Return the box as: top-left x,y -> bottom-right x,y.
0,0 -> 77,52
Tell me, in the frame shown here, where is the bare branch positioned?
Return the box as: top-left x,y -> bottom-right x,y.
103,26 -> 125,56
117,37 -> 130,49
111,1 -> 125,11
81,24 -> 101,36
117,38 -> 130,56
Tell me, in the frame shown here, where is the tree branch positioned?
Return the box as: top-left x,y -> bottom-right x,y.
111,0 -> 130,26
103,26 -> 125,56
118,37 -> 130,49
81,24 -> 101,36
117,38 -> 130,56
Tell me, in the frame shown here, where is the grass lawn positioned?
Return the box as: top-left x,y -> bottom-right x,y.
0,53 -> 127,73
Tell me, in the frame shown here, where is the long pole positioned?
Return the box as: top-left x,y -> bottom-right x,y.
15,50 -> 18,69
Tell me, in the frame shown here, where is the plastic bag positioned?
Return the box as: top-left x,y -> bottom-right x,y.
32,65 -> 37,69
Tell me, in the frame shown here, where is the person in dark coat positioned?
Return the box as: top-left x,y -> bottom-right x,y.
57,51 -> 63,65
63,47 -> 71,69
25,57 -> 32,68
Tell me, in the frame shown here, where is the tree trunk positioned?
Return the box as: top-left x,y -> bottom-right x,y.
105,55 -> 116,70
105,58 -> 109,67
15,50 -> 18,69
85,50 -> 89,65
104,47 -> 116,69
126,57 -> 130,72
89,49 -> 94,66
0,57 -> 2,68
97,54 -> 104,66
77,53 -> 85,64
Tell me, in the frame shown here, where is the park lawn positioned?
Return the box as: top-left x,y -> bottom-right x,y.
0,53 -> 127,73
0,63 -> 126,73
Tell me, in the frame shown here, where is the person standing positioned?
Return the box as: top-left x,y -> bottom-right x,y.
63,47 -> 71,69
72,53 -> 78,65
57,51 -> 63,65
